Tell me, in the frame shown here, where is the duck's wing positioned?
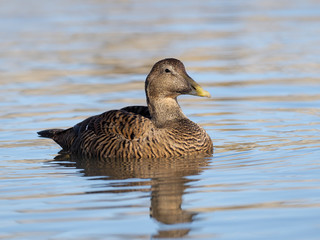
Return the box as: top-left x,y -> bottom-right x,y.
38,107 -> 153,157
69,108 -> 154,157
74,109 -> 152,140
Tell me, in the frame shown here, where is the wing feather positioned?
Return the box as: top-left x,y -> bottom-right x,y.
70,108 -> 153,158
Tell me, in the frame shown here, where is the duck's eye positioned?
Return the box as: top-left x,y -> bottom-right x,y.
165,68 -> 171,73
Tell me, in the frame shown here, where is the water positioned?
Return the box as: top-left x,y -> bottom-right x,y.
1,0 -> 320,239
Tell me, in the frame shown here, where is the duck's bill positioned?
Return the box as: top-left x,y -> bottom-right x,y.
187,76 -> 211,98
193,84 -> 211,97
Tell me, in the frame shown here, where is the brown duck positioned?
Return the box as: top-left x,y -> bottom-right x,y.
38,58 -> 213,158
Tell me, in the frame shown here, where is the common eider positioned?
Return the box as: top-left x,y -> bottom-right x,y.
38,58 -> 213,158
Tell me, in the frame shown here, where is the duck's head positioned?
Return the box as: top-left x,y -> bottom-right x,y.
145,58 -> 211,99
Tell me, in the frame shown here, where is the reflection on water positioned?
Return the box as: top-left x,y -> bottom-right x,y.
54,154 -> 210,238
1,0 -> 320,239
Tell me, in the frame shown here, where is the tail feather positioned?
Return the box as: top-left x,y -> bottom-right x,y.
38,128 -> 76,151
37,129 -> 64,138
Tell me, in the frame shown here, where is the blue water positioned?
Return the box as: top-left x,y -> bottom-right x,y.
1,0 -> 320,239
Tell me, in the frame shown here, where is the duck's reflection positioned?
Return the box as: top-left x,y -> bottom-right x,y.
53,154 -> 211,238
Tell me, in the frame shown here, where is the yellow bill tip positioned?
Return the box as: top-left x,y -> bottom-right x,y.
195,86 -> 211,98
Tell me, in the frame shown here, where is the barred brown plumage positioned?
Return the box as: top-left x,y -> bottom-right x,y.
38,58 -> 213,158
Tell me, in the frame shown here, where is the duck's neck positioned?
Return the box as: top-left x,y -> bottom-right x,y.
147,96 -> 187,128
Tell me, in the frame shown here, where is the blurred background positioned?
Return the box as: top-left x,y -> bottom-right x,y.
1,0 -> 320,239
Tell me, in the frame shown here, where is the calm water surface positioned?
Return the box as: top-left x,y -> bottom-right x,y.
1,0 -> 320,239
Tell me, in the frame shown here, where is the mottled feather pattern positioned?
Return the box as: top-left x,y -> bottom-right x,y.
68,108 -> 154,158
47,106 -> 212,159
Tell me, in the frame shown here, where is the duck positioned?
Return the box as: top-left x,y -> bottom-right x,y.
38,58 -> 213,158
